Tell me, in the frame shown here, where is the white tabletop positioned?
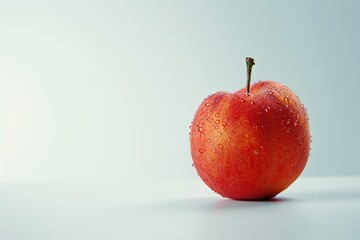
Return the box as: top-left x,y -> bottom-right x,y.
1,176 -> 359,240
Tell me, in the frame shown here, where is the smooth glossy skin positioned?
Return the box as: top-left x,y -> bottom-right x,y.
190,81 -> 310,200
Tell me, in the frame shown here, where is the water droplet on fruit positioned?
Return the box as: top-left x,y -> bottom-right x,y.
253,125 -> 258,130
199,148 -> 204,154
240,99 -> 245,103
214,137 -> 218,141
218,144 -> 223,149
206,117 -> 210,121
264,108 -> 268,112
217,132 -> 222,136
222,122 -> 227,127
269,91 -> 273,95
215,119 -> 220,124
232,129 -> 236,133
198,126 -> 203,132
233,114 -> 239,118
227,137 -> 231,141
215,113 -> 220,117
250,100 -> 255,104
245,134 -> 249,138
254,150 -> 259,155
205,103 -> 210,107
206,138 -> 210,143
259,145 -> 264,149
244,119 -> 249,124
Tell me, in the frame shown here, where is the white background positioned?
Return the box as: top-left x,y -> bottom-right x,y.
1,0 -> 360,182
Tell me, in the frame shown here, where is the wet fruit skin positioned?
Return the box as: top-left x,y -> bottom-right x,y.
190,81 -> 310,200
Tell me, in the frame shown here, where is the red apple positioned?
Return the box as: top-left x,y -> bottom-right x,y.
190,57 -> 310,200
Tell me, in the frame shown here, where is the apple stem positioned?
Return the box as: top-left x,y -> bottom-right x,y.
246,57 -> 255,93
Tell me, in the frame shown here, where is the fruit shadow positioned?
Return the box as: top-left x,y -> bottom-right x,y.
153,196 -> 293,212
211,196 -> 294,210
150,189 -> 360,211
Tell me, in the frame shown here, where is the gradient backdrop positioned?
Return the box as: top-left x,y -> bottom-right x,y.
0,0 -> 359,182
